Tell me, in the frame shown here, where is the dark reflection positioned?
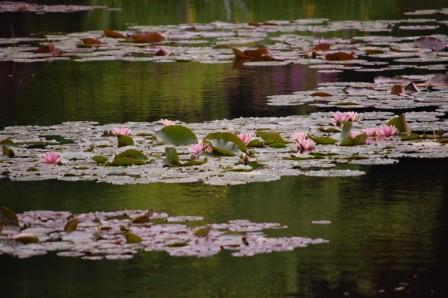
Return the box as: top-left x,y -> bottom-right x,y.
0,159 -> 447,297
0,61 -> 339,128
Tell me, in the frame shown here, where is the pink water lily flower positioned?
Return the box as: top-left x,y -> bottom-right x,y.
292,132 -> 307,143
378,125 -> 398,138
41,151 -> 61,164
333,111 -> 359,126
188,142 -> 204,158
159,118 -> 174,126
297,138 -> 316,153
112,127 -> 131,136
238,133 -> 252,145
292,132 -> 315,153
362,127 -> 380,137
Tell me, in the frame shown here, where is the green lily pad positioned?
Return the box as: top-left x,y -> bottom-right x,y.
400,133 -> 421,141
64,218 -> 79,232
247,138 -> 264,148
387,114 -> 410,134
205,132 -> 247,155
193,226 -> 210,237
340,121 -> 353,140
310,136 -> 338,145
0,207 -> 19,226
117,135 -> 134,147
157,125 -> 198,145
40,135 -> 74,145
164,147 -> 206,167
318,127 -> 341,133
255,130 -> 286,148
110,149 -> 148,166
92,155 -> 108,164
340,133 -> 368,146
124,231 -> 142,243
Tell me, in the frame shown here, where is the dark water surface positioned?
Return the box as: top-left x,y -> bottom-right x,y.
1,1 -> 448,297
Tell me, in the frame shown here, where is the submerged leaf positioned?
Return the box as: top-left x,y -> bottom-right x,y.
157,125 -> 198,146
255,130 -> 286,148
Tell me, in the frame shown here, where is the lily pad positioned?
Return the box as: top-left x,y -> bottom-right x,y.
92,155 -> 108,165
387,114 -> 410,134
157,125 -> 198,146
205,132 -> 247,155
110,149 -> 148,166
12,233 -> 39,244
310,136 -> 338,145
255,130 -> 286,148
117,135 -> 134,147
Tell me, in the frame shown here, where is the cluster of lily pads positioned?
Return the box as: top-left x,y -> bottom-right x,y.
0,207 -> 328,260
0,11 -> 446,68
1,110 -> 447,186
268,73 -> 448,113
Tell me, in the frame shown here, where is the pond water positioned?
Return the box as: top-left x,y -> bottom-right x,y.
1,0 -> 448,297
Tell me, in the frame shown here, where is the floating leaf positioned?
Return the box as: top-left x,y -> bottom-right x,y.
117,135 -> 134,147
247,138 -> 264,148
157,125 -> 198,146
325,52 -> 355,61
0,207 -> 19,226
64,218 -> 79,232
232,47 -> 269,60
205,132 -> 247,155
110,149 -> 148,166
400,133 -> 421,141
255,130 -> 286,148
310,136 -> 338,145
193,226 -> 210,237
12,233 -> 39,244
92,155 -> 108,164
132,210 -> 153,224
313,43 -> 331,51
166,241 -> 189,247
310,91 -> 332,97
124,231 -> 142,243
40,135 -> 74,145
415,36 -> 446,52
387,114 -> 410,134
82,38 -> 102,46
340,133 -> 367,146
131,32 -> 165,43
391,85 -> 404,95
163,147 -> 181,167
103,29 -> 125,38
319,127 -> 341,133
